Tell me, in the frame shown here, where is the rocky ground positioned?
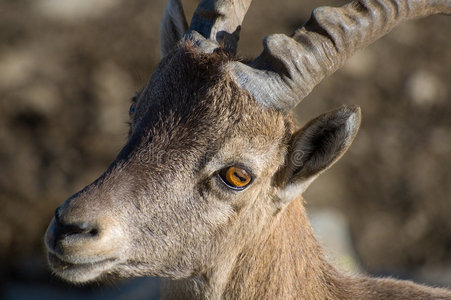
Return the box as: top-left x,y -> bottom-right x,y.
0,0 -> 450,298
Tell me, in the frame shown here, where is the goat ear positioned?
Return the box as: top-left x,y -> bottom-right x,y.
277,105 -> 361,203
160,0 -> 188,57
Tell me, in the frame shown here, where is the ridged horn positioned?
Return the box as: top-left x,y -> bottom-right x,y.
187,0 -> 253,54
228,0 -> 451,112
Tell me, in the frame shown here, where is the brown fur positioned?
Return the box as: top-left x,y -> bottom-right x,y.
162,197 -> 451,299
44,18 -> 451,300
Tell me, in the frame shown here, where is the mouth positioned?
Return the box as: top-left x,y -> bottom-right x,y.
48,252 -> 118,283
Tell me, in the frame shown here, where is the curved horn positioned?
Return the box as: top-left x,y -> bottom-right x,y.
229,0 -> 451,112
187,0 -> 253,54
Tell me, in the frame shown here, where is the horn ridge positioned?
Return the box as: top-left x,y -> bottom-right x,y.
229,0 -> 451,112
187,0 -> 253,54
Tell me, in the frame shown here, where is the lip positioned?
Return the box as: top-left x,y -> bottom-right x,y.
48,252 -> 117,281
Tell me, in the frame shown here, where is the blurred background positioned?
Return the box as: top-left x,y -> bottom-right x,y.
0,0 -> 450,298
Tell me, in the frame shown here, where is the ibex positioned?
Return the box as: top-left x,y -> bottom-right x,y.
44,0 -> 451,299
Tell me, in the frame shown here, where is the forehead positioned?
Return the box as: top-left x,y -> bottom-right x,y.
123,43 -> 289,174
134,43 -> 231,122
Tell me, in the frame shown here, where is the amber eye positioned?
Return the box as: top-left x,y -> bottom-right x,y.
219,166 -> 252,190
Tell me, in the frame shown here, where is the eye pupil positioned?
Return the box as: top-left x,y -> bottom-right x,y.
233,171 -> 246,182
222,166 -> 251,189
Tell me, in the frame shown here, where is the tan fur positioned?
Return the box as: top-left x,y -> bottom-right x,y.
43,1 -> 451,299
162,198 -> 451,299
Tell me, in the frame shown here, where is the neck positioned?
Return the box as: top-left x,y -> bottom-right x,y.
161,198 -> 451,299
162,198 -> 345,299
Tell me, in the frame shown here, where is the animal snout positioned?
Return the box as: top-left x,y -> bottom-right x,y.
45,203 -> 125,282
45,201 -> 126,261
45,172 -> 132,270
45,207 -> 99,254
51,207 -> 99,244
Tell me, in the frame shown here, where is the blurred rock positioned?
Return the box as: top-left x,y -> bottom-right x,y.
12,83 -> 60,117
414,264 -> 451,287
34,0 -> 122,21
0,49 -> 36,89
429,127 -> 451,156
406,70 -> 446,106
309,209 -> 361,274
94,62 -> 134,135
390,23 -> 418,46
342,49 -> 376,78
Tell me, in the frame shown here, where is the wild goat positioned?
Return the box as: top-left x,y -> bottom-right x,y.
45,0 -> 451,299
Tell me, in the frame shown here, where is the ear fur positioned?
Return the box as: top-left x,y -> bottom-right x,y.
160,0 -> 188,57
278,105 -> 361,202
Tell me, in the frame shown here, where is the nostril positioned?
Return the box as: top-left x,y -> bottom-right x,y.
67,222 -> 89,235
55,222 -> 95,238
52,209 -> 98,241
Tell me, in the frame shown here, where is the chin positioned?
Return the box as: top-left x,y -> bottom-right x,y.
47,252 -> 118,283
